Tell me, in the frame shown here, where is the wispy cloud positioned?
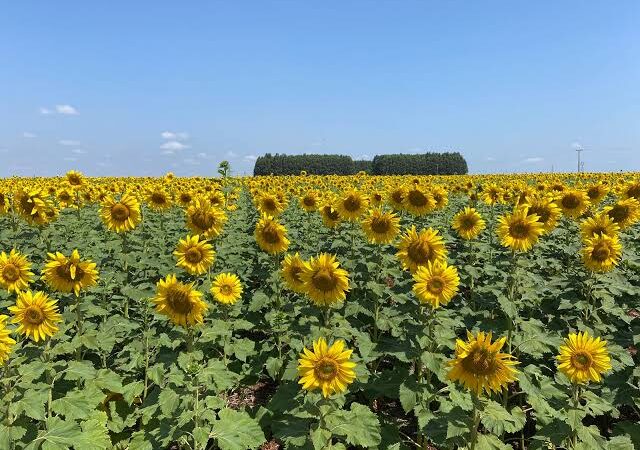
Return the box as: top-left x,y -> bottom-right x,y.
243,154 -> 258,162
160,141 -> 190,153
523,157 -> 543,163
71,149 -> 87,154
59,139 -> 80,146
22,132 -> 37,138
161,131 -> 189,141
39,107 -> 52,115
486,156 -> 495,161
40,104 -> 79,115
197,152 -> 208,158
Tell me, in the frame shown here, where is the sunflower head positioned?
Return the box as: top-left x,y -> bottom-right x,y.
557,189 -> 590,218
255,214 -> 290,254
186,197 -> 228,238
580,213 -> 620,240
301,253 -> 350,307
320,203 -> 342,228
361,208 -> 400,244
412,260 -> 460,309
300,192 -> 319,212
298,337 -> 357,398
210,273 -> 243,305
8,290 -> 62,342
281,253 -> 308,293
0,249 -> 34,293
525,198 -> 561,233
42,249 -> 99,296
603,198 -> 640,230
152,274 -> 208,327
452,207 -> 486,240
582,233 -> 622,273
336,190 -> 367,221
557,331 -> 612,384
100,193 -> 142,233
174,234 -> 215,275
66,170 -> 85,187
147,188 -> 172,210
396,226 -> 448,273
0,315 -> 16,365
496,207 -> 544,252
447,330 -> 519,395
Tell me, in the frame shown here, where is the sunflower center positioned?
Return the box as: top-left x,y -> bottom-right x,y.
408,190 -> 428,207
219,284 -> 233,295
290,266 -> 304,283
2,264 -> 20,282
343,195 -> 361,212
19,195 -> 36,215
111,203 -> 130,221
462,348 -> 497,375
59,192 -> 71,202
191,211 -> 215,230
56,263 -> 85,282
509,221 -> 531,239
427,276 -> 445,294
314,358 -> 338,381
461,216 -> 477,230
627,185 -> 640,200
24,306 -> 45,325
180,193 -> 192,203
185,247 -> 203,264
312,269 -> 336,292
262,198 -> 277,212
407,241 -> 432,264
166,287 -> 193,314
303,196 -> 316,207
607,205 -> 629,223
261,224 -> 281,244
370,217 -> 391,234
151,193 -> 167,204
587,187 -> 601,200
591,243 -> 611,262
561,194 -> 580,209
529,206 -> 550,223
391,191 -> 404,204
68,175 -> 81,185
324,207 -> 340,221
570,351 -> 593,370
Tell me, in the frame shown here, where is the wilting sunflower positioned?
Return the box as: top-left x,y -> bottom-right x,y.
580,213 -> 620,240
447,330 -> 519,395
404,184 -> 435,216
525,197 -> 561,234
174,234 -> 215,275
0,249 -> 34,293
557,189 -> 590,218
100,193 -> 142,233
413,260 -> 460,309
300,253 -> 350,307
582,233 -> 622,273
602,198 -> 640,230
210,273 -> 243,305
281,253 -> 307,293
8,290 -> 62,342
186,197 -> 228,238
320,203 -> 342,228
152,274 -> 208,327
255,214 -> 290,254
298,337 -> 357,398
42,250 -> 99,296
361,208 -> 400,244
452,207 -> 486,240
0,315 -> 16,365
396,226 -> 448,273
335,190 -> 367,221
496,207 -> 544,252
557,331 -> 611,384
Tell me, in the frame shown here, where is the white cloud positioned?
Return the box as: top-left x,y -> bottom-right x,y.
184,158 -> 198,165
22,132 -> 37,138
160,141 -> 190,151
523,157 -> 544,163
197,152 -> 208,158
243,155 -> 258,162
56,104 -> 79,115
486,156 -> 496,161
71,149 -> 87,154
161,131 -> 189,141
39,107 -> 52,115
59,139 -> 80,146
226,150 -> 238,158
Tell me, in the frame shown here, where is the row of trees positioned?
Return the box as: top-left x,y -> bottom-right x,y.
253,152 -> 467,176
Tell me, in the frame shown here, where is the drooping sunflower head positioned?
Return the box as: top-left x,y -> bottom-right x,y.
320,202 -> 342,228
255,214 -> 290,254
0,249 -> 34,293
496,206 -> 544,252
42,249 -> 99,296
361,208 -> 400,244
404,184 -> 436,216
335,190 -> 367,221
8,290 -> 62,342
396,226 -> 448,273
281,252 -> 308,293
210,273 -> 243,305
557,189 -> 590,218
525,197 -> 561,233
412,260 -> 460,309
298,337 -> 357,398
100,193 -> 142,233
174,234 -> 215,275
447,330 -> 519,395
186,197 -> 228,238
582,233 -> 622,273
602,198 -> 640,230
300,253 -> 350,307
557,331 -> 612,384
0,315 -> 16,366
152,274 -> 208,327
452,207 -> 486,240
580,213 -> 620,240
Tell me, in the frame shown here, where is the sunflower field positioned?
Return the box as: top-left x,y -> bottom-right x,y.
0,171 -> 639,450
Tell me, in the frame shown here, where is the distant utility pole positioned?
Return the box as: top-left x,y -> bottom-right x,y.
575,145 -> 584,173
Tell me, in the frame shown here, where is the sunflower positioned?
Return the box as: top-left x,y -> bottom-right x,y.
178,190 -> 194,206
335,190 -> 367,221
256,192 -> 285,216
8,290 -> 62,342
404,184 -> 435,216
496,207 -> 544,252
482,184 -> 502,205
452,207 -> 486,240
525,197 -> 561,234
412,260 -> 460,309
557,189 -> 590,218
580,213 -> 619,240
0,315 -> 16,365
42,250 -> 99,296
361,209 -> 400,244
100,193 -> 142,233
432,186 -> 449,209
586,183 -> 609,204
152,274 -> 208,327
300,253 -> 350,307
174,234 -> 215,275
281,253 -> 307,293
186,197 -> 228,238
447,331 -> 519,395
621,180 -> 640,201
255,214 -> 290,254
387,186 -> 406,211
557,331 -> 612,384
147,188 -> 172,210
320,203 -> 342,228
602,198 -> 640,230
14,188 -> 54,225
65,170 -> 85,187
300,191 -> 319,212
582,233 -> 622,273
0,191 -> 9,215
298,337 -> 357,398
396,226 -> 448,273
210,273 -> 243,305
0,249 -> 34,293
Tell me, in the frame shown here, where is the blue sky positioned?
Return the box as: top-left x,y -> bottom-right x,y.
1,1 -> 638,176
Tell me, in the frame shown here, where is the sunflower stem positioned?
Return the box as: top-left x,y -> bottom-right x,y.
75,294 -> 83,361
468,393 -> 482,450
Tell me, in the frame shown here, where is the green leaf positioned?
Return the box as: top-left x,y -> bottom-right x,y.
475,433 -> 512,450
480,400 -> 526,435
16,388 -> 48,421
210,408 -> 266,450
24,417 -> 81,450
51,387 -> 104,421
158,387 -> 181,416
91,369 -> 123,393
64,360 -> 97,381
75,412 -> 112,450
325,403 -> 381,448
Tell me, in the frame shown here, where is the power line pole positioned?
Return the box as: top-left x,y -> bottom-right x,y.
576,145 -> 583,173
